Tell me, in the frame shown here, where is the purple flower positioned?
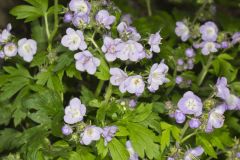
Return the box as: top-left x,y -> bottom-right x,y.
121,14 -> 133,25
177,91 -> 203,117
236,152 -> 240,158
225,94 -> 240,110
189,118 -> 201,129
0,50 -> 4,58
148,32 -> 162,53
74,50 -> 100,75
177,58 -> 184,66
175,21 -> 190,42
116,40 -> 145,62
18,38 -> 37,62
174,110 -> 186,124
205,104 -> 226,133
184,146 -> 204,160
80,126 -> 103,145
129,99 -> 137,108
187,59 -> 194,70
109,68 -> 128,88
200,41 -> 219,55
176,76 -> 183,84
215,77 -> 230,100
232,32 -> 240,45
0,23 -> 12,43
221,41 -> 229,49
61,28 -> 87,51
167,157 -> 175,160
120,75 -> 145,96
199,21 -> 218,42
126,141 -> 139,160
62,124 -> 73,135
96,10 -> 116,29
72,14 -> 90,28
69,0 -> 91,16
3,42 -> 17,57
185,48 -> 195,58
64,98 -> 86,124
102,126 -> 118,145
147,61 -> 169,92
101,37 -> 122,62
117,22 -> 141,41
64,12 -> 73,23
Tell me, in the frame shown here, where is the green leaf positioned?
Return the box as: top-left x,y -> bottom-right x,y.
0,103 -> 14,126
54,53 -> 74,72
0,129 -> 22,153
95,57 -> 110,80
96,138 -> 108,159
127,123 -> 160,159
108,138 -> 129,160
196,134 -> 217,158
160,129 -> 171,152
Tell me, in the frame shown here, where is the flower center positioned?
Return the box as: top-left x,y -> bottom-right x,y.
185,98 -> 197,110
86,128 -> 94,136
77,3 -> 88,13
23,44 -> 32,54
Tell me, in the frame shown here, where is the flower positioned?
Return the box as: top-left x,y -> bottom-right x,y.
215,77 -> 230,100
189,118 -> 201,129
129,99 -> 137,108
80,126 -> 103,145
185,48 -> 195,58
147,61 -> 169,92
117,22 -> 141,41
69,0 -> 91,16
177,58 -> 184,66
167,157 -> 175,160
176,76 -> 183,84
62,124 -> 73,135
0,23 -> 12,43
96,10 -> 116,29
184,146 -> 204,160
121,14 -> 132,25
102,126 -> 118,145
126,141 -> 139,160
74,50 -> 100,75
64,12 -> 73,23
175,21 -> 190,41
199,21 -> 218,41
3,42 -> 17,57
72,14 -> 90,27
101,37 -> 122,62
187,59 -> 194,70
116,40 -> 145,62
177,91 -> 203,117
109,68 -> 128,86
120,75 -> 145,96
148,32 -> 162,53
200,41 -> 219,55
18,38 -> 37,62
61,28 -> 87,51
221,41 -> 229,49
225,94 -> 240,110
232,32 -> 240,45
205,104 -> 226,132
174,109 -> 186,124
0,50 -> 4,58
64,98 -> 86,124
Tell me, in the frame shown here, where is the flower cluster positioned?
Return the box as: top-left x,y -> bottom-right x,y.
62,97 -> 117,145
0,24 -> 37,62
168,146 -> 204,160
109,60 -> 169,96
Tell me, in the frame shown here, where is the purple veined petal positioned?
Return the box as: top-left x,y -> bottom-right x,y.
174,110 -> 186,124
175,21 -> 190,42
109,68 -> 128,86
69,0 -> 91,15
62,124 -> 73,135
189,118 -> 201,129
199,21 -> 218,42
69,97 -> 81,107
225,94 -> 240,110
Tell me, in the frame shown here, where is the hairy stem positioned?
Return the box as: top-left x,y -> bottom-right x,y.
95,80 -> 104,97
197,55 -> 213,86
146,0 -> 152,16
44,13 -> 50,40
104,83 -> 112,103
180,130 -> 197,144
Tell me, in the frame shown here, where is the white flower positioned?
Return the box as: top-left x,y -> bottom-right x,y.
0,23 -> 12,43
18,38 -> 37,62
120,75 -> 145,96
147,61 -> 169,92
80,126 -> 103,145
148,32 -> 162,53
3,42 -> 17,57
200,41 -> 218,55
61,28 -> 87,51
175,21 -> 190,41
69,0 -> 91,16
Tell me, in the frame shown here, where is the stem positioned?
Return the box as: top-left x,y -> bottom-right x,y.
95,80 -> 104,97
146,0 -> 152,16
49,0 -> 59,47
104,83 -> 112,103
44,14 -> 50,40
193,0 -> 208,24
197,55 -> 213,86
90,38 -> 102,55
180,131 -> 197,144
180,122 -> 189,140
